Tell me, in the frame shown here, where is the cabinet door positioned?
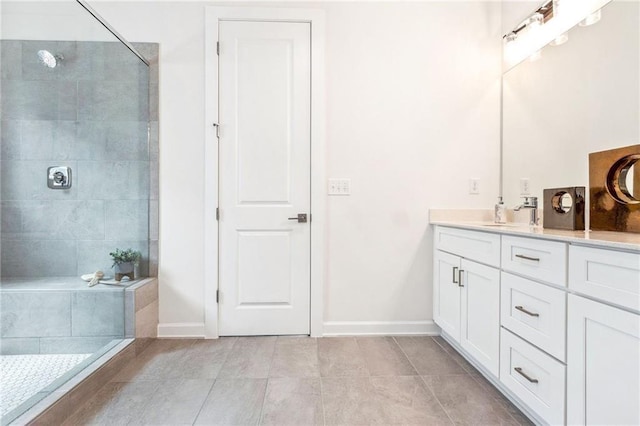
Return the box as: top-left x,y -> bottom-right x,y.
567,295 -> 640,425
460,259 -> 501,377
433,250 -> 461,341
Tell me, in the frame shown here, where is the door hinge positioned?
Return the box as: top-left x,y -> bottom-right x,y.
216,41 -> 220,55
212,122 -> 220,138
216,207 -> 220,221
216,289 -> 220,303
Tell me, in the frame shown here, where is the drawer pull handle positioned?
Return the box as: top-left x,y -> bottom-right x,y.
458,269 -> 464,287
514,367 -> 539,383
515,305 -> 539,317
452,267 -> 459,284
515,254 -> 540,262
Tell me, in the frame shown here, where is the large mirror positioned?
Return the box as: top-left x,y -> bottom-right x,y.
501,0 -> 639,213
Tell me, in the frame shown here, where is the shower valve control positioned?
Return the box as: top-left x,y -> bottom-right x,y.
47,166 -> 72,189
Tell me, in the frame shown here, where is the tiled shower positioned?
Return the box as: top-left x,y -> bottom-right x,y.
0,1 -> 158,423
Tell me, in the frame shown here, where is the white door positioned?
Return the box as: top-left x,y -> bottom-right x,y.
433,250 -> 462,341
567,294 -> 640,425
460,259 -> 500,377
218,21 -> 311,336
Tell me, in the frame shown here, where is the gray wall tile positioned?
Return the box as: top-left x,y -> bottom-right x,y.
78,161 -> 149,200
104,42 -> 146,81
18,200 -> 105,240
1,160 -> 78,201
149,82 -> 159,121
21,120 -> 76,160
1,202 -> 22,234
40,336 -> 120,353
149,120 -> 158,162
1,40 -> 23,80
149,200 -> 158,240
76,121 -> 148,161
105,200 -> 148,241
1,80 -> 77,120
71,291 -> 125,336
78,80 -> 147,121
1,240 -> 77,277
1,120 -> 21,160
1,291 -> 71,337
150,160 -> 158,200
0,337 -> 40,354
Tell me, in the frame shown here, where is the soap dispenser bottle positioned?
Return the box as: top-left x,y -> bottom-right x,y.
494,197 -> 506,224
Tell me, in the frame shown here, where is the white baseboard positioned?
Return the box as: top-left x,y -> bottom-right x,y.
322,320 -> 439,336
157,322 -> 205,338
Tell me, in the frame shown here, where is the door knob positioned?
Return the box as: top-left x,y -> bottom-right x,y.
287,213 -> 308,223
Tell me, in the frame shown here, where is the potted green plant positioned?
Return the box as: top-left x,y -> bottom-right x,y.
109,248 -> 141,281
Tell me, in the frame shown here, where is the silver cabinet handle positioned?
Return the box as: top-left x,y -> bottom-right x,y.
458,269 -> 464,287
452,267 -> 459,284
287,213 -> 308,223
515,305 -> 539,317
514,367 -> 539,383
515,254 -> 540,262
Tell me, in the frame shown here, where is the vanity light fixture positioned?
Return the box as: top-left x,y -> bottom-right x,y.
502,0 -> 554,44
504,31 -> 518,43
528,12 -> 544,30
550,32 -> 569,46
579,9 -> 602,27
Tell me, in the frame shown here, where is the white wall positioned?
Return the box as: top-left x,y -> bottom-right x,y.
10,1 -> 502,335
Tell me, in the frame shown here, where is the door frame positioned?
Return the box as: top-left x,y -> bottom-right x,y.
204,7 -> 326,338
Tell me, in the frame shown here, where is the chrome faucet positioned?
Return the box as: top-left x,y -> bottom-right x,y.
514,196 -> 539,226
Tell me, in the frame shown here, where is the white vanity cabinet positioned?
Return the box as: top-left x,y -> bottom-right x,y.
433,226 -> 501,377
566,245 -> 640,426
432,224 -> 640,426
567,294 -> 640,426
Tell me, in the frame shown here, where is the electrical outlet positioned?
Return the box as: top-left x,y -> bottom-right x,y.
328,178 -> 351,195
469,178 -> 480,195
520,178 -> 531,195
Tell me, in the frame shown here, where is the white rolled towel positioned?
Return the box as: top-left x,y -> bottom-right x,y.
87,271 -> 104,287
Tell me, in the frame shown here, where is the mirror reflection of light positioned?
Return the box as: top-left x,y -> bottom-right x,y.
550,32 -> 569,46
579,9 -> 602,26
529,50 -> 542,62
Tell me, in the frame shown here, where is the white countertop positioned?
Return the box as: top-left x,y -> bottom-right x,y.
429,210 -> 640,252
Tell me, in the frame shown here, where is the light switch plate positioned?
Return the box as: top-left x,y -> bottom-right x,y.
328,178 -> 351,195
469,178 -> 480,195
520,178 -> 531,195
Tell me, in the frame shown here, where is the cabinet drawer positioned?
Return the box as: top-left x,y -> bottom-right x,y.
500,328 -> 566,426
501,272 -> 566,361
569,245 -> 640,312
502,236 -> 567,286
434,226 -> 500,267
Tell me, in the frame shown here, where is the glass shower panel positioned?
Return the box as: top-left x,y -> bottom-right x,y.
0,1 -> 150,423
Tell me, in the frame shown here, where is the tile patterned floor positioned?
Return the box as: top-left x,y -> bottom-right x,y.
0,353 -> 91,417
63,336 -> 532,425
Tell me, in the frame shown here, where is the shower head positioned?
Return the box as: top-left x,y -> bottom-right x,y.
37,50 -> 63,68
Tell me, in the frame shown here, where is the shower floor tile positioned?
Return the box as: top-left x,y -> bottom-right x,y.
0,353 -> 91,417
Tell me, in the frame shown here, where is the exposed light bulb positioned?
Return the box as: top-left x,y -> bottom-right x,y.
553,0 -> 562,16
528,12 -> 544,29
504,32 -> 518,43
579,9 -> 602,27
529,50 -> 542,62
550,32 -> 569,46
